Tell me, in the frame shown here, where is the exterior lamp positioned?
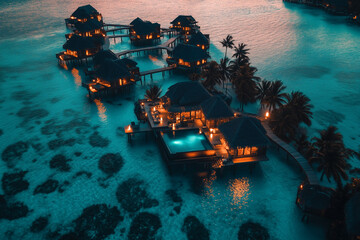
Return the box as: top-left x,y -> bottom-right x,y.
265,111 -> 270,119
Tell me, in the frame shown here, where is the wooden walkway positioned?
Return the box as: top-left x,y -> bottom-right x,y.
104,23 -> 132,28
261,121 -> 319,185
105,27 -> 130,32
140,65 -> 176,77
115,35 -> 180,57
108,34 -> 130,39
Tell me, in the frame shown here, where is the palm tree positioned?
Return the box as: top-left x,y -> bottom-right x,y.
311,126 -> 351,189
188,72 -> 201,81
219,57 -> 230,91
220,35 -> 235,59
263,80 -> 287,112
201,61 -> 221,91
284,91 -> 313,127
232,43 -> 250,64
144,85 -> 162,101
256,80 -> 272,109
232,66 -> 258,111
269,106 -> 299,142
295,133 -> 314,160
231,63 -> 260,87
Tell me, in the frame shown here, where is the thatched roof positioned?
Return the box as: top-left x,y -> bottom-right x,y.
93,50 -> 118,67
63,35 -> 97,51
218,117 -> 268,148
188,31 -> 209,46
345,192 -> 360,237
164,82 -> 211,112
201,95 -> 233,120
130,17 -> 160,36
118,58 -> 138,68
94,59 -> 131,83
171,44 -> 209,62
74,18 -> 103,32
171,15 -> 197,26
297,184 -> 335,215
71,4 -> 99,19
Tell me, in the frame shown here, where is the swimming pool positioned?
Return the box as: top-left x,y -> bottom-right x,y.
161,129 -> 213,154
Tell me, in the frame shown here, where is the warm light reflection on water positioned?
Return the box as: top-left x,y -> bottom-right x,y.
93,99 -> 107,122
229,177 -> 250,208
71,68 -> 81,87
200,170 -> 217,197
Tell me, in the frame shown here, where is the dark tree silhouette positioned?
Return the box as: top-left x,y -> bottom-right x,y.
220,34 -> 235,59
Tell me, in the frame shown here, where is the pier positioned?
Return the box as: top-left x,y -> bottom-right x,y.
261,121 -> 319,185
139,65 -> 176,84
114,35 -> 180,57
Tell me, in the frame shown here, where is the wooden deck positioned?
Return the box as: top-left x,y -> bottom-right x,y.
114,36 -> 180,57
105,27 -> 130,32
261,121 -> 319,185
108,34 -> 130,39
140,65 -> 176,77
104,23 -> 132,28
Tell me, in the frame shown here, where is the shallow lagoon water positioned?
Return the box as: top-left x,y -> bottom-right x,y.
0,0 -> 359,239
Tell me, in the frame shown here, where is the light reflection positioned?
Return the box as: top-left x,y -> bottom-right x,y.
199,170 -> 217,197
229,177 -> 250,208
148,55 -> 158,62
94,99 -> 107,122
71,68 -> 81,87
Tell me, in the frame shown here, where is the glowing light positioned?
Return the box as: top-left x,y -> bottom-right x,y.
300,184 -> 303,190
127,125 -> 132,131
153,107 -> 156,111
199,128 -> 202,134
172,124 -> 176,130
265,111 -> 270,119
210,133 -> 213,139
141,102 -> 144,106
160,117 -> 163,123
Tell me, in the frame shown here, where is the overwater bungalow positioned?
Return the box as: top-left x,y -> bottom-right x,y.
167,44 -> 209,71
92,49 -> 118,69
66,18 -> 106,40
218,117 -> 268,162
200,95 -> 233,128
345,192 -> 360,239
65,4 -> 103,28
187,31 -> 210,51
56,35 -> 104,64
125,81 -> 269,169
170,15 -> 199,35
296,183 -> 335,220
83,57 -> 139,98
129,17 -> 161,44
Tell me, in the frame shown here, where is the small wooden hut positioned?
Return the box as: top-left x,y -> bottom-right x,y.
56,35 -> 104,63
170,15 -> 199,35
187,31 -> 210,51
200,95 -> 233,128
167,43 -> 209,71
83,57 -> 139,97
65,4 -> 103,28
163,81 -> 211,121
129,17 -> 161,44
218,117 -> 268,160
66,18 -> 105,40
296,183 -> 335,218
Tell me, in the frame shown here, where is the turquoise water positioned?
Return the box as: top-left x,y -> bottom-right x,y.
0,0 -> 359,239
162,130 -> 212,154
